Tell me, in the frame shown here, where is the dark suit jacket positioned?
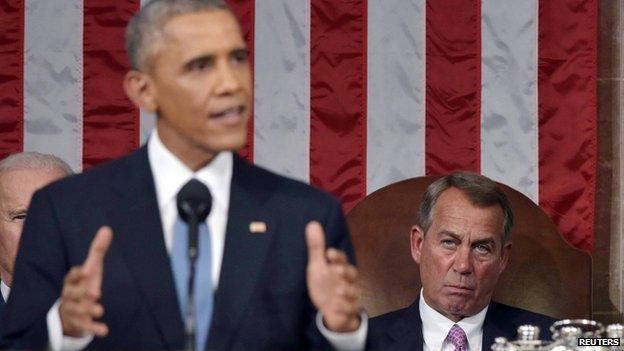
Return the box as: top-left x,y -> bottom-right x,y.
0,146 -> 355,350
0,291 -> 4,319
368,299 -> 556,351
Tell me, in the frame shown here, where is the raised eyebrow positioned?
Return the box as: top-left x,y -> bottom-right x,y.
230,47 -> 249,56
472,238 -> 496,247
183,55 -> 214,69
8,208 -> 27,216
437,230 -> 460,240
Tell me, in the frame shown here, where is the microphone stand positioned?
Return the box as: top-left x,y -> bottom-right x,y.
177,179 -> 211,351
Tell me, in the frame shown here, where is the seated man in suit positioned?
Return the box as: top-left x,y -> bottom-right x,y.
0,152 -> 71,311
369,172 -> 555,351
1,0 -> 366,350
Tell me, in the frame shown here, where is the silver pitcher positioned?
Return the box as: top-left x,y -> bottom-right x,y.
491,320 -> 623,351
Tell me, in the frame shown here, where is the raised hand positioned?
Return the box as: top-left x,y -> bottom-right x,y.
305,221 -> 361,333
59,226 -> 112,337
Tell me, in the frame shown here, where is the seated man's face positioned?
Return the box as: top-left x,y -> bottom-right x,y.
0,168 -> 66,286
411,187 -> 511,321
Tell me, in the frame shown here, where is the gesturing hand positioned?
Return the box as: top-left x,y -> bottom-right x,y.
59,226 -> 112,337
305,221 -> 361,333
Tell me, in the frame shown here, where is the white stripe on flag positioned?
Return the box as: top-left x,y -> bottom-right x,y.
253,0 -> 310,183
23,0 -> 83,172
140,110 -> 156,145
480,0 -> 539,201
139,0 -> 157,145
366,0 -> 426,194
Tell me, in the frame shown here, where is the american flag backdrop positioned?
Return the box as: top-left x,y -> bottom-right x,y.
0,0 -> 597,251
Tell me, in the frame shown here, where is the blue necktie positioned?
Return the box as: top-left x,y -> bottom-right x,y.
171,217 -> 213,351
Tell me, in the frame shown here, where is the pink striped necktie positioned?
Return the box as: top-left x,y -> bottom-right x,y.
445,324 -> 468,351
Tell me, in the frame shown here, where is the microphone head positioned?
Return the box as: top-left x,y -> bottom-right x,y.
176,179 -> 212,223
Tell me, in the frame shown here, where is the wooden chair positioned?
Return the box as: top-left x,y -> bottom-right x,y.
347,176 -> 592,320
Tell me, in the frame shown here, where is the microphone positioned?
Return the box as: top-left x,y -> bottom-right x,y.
176,179 -> 212,351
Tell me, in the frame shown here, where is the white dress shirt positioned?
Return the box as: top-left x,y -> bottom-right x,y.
1,280 -> 10,301
420,290 -> 488,351
149,129 -> 231,288
47,129 -> 365,351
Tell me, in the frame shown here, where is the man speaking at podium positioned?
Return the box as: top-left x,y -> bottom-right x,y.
1,1 -> 366,349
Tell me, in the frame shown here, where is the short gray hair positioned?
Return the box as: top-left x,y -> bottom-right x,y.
0,152 -> 73,176
419,171 -> 514,243
126,0 -> 230,71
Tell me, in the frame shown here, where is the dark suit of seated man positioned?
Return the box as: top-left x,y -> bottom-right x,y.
0,0 -> 366,350
369,172 -> 556,351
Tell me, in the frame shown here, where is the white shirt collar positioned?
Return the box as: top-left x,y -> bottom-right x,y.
420,289 -> 488,351
1,280 -> 10,301
147,129 -> 232,287
147,129 -> 232,216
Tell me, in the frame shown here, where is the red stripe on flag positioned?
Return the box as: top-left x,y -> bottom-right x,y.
0,0 -> 24,158
310,0 -> 367,212
425,0 -> 481,175
538,0 -> 597,251
83,1 -> 140,170
227,0 -> 255,163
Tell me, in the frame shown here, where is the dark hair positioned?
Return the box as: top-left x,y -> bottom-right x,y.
125,0 -> 230,71
419,171 -> 514,242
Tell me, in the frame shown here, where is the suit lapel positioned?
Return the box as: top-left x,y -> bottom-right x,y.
383,300 -> 513,351
207,156 -> 276,350
385,302 -> 425,351
0,285 -> 5,317
108,147 -> 185,349
482,302 -> 515,351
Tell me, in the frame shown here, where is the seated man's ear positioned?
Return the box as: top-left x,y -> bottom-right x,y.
499,240 -> 512,273
410,225 -> 425,264
124,70 -> 157,113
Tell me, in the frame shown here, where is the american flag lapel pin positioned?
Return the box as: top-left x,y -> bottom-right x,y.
249,221 -> 267,234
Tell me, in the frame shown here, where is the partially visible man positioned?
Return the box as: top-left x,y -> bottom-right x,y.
0,152 -> 72,309
369,172 -> 555,351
